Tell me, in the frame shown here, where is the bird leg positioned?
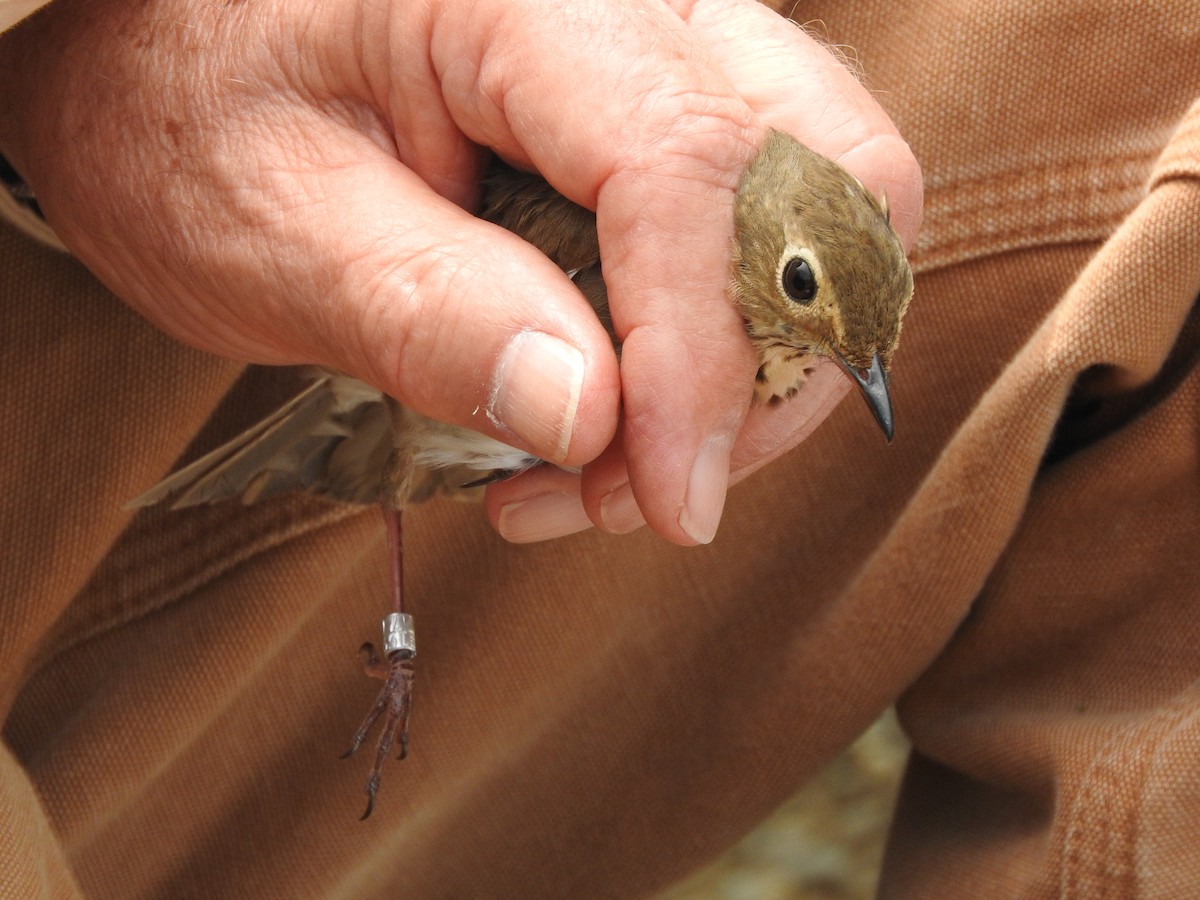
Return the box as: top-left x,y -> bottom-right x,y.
340,507 -> 415,820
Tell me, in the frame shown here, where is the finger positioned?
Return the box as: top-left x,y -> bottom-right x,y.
262,142 -> 625,467
410,0 -> 765,543
728,360 -> 852,482
1,0 -> 624,468
321,0 -> 758,496
548,425 -> 650,538
474,1 -> 922,543
490,352 -> 852,543
484,467 -> 596,545
676,0 -> 924,480
43,112 -> 622,467
681,0 -> 923,249
487,426 -> 647,543
577,428 -> 646,535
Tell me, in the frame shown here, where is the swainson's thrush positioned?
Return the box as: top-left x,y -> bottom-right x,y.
130,129 -> 913,818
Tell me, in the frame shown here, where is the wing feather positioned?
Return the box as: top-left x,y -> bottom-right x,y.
128,373 -> 390,509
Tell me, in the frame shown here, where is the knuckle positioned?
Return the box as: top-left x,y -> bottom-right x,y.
608,79 -> 758,191
344,238 -> 477,409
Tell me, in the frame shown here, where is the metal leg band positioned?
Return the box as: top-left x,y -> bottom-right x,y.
382,612 -> 416,657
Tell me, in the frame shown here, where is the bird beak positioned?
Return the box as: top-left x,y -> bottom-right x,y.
832,351 -> 894,442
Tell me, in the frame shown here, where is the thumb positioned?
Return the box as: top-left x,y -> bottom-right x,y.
0,1 -> 622,467
268,154 -> 621,466
0,0 -> 621,466
42,126 -> 623,468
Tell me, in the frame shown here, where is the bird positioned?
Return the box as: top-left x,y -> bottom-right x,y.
128,129 -> 914,819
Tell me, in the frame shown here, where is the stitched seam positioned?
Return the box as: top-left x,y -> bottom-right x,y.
914,212 -> 1130,269
912,153 -> 1157,273
1058,690 -> 1199,898
921,151 -> 1156,194
40,499 -> 368,667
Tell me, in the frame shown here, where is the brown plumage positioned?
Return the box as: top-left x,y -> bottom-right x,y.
129,130 -> 913,818
733,131 -> 912,427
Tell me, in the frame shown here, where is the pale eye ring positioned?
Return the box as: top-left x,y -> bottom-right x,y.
782,256 -> 817,304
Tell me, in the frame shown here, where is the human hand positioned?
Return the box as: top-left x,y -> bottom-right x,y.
0,0 -> 920,546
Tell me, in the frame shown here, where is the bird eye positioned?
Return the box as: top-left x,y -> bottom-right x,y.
781,256 -> 817,304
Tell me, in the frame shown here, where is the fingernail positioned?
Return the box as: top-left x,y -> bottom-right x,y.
598,482 -> 645,534
489,331 -> 584,463
678,435 -> 732,545
497,491 -> 593,543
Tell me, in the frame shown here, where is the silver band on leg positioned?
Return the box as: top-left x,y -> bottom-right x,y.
382,612 -> 416,657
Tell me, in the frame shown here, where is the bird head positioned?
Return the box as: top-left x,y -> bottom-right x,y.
731,130 -> 913,441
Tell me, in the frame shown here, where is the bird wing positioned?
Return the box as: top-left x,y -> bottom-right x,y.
127,372 -> 391,509
481,160 -> 615,346
132,161 -> 615,513
481,162 -> 600,272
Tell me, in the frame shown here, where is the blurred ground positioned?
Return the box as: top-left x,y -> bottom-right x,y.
660,711 -> 909,900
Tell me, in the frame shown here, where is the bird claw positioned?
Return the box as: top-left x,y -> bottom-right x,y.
342,641 -> 414,820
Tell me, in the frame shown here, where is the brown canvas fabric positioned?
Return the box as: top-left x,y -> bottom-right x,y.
2,1 -> 1198,896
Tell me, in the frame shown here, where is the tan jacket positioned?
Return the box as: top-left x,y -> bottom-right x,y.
2,1 -> 1198,896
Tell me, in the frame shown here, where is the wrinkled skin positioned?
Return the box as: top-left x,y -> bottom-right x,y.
0,0 -> 921,546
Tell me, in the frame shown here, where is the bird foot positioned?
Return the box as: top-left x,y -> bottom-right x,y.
341,613 -> 415,820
